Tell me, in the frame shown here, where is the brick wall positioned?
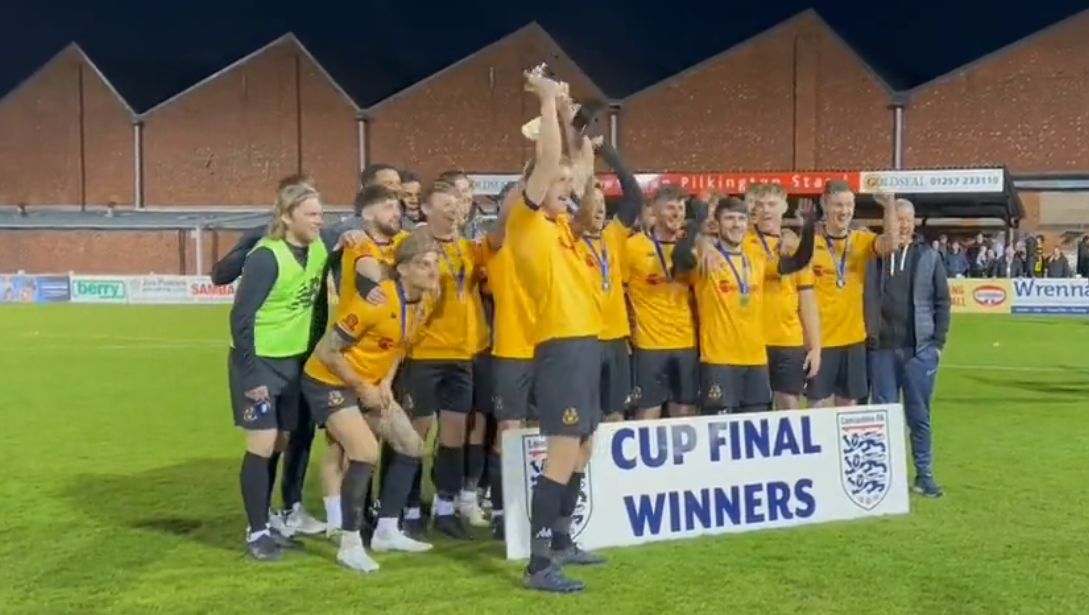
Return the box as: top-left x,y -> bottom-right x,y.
366,24 -> 605,182
0,229 -> 243,275
142,38 -> 360,207
620,13 -> 893,172
0,46 -> 133,206
904,11 -> 1089,172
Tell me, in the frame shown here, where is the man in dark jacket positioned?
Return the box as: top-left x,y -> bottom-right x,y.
1076,236 -> 1089,278
993,244 -> 1027,278
1023,234 -> 1039,278
866,199 -> 950,498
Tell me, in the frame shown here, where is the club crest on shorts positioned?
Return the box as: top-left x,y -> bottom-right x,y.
403,393 -> 415,411
522,434 -> 593,538
491,394 -> 503,412
562,407 -> 579,425
837,409 -> 892,511
328,390 -> 344,407
707,384 -> 723,401
242,406 -> 257,423
630,386 -> 642,404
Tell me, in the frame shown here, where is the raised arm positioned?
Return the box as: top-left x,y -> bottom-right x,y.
873,192 -> 900,257
523,69 -> 565,207
778,216 -> 816,276
598,142 -> 642,228
672,199 -> 709,275
559,96 -> 595,199
211,224 -> 265,285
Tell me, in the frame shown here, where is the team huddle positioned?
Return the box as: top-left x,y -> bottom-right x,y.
223,66 -> 918,593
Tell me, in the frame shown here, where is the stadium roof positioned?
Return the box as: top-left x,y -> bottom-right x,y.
0,207 -> 353,230
2,5 -> 1087,112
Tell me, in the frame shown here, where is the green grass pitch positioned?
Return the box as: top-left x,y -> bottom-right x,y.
1,306 -> 1088,614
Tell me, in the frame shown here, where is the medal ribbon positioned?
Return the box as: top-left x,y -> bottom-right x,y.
714,242 -> 750,300
437,240 -> 466,294
395,281 -> 408,343
649,232 -> 673,281
756,230 -> 774,258
583,236 -> 611,291
825,230 -> 851,288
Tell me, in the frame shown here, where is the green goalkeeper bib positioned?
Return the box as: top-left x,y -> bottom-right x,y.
252,237 -> 328,357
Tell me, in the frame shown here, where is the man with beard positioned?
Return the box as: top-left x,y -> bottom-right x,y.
342,186 -> 410,303
324,184 -> 411,542
807,182 -> 899,408
673,197 -> 815,414
302,229 -> 442,571
624,184 -> 699,420
745,184 -> 821,409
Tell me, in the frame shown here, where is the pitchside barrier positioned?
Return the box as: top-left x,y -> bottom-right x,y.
0,274 -> 237,304
948,277 -> 1089,315
4,273 -> 1085,313
501,405 -> 910,560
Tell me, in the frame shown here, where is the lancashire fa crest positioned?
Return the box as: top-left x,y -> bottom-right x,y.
837,409 -> 892,511
521,434 -> 593,537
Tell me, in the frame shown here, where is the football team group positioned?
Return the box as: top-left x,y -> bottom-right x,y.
219,66 -> 944,593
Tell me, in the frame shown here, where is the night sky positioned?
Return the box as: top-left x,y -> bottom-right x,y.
5,0 -> 1088,112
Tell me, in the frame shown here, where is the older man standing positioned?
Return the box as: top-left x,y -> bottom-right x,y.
867,199 -> 950,498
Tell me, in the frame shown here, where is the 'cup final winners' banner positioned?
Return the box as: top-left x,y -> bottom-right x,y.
501,405 -> 910,559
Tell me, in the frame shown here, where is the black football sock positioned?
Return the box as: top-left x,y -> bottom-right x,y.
405,463 -> 423,511
379,453 -> 419,519
240,452 -> 271,539
487,450 -> 504,515
281,425 -> 314,510
341,460 -> 375,532
266,451 -> 281,512
464,444 -> 485,492
552,471 -> 584,551
528,476 -> 566,573
479,417 -> 496,491
434,445 -> 464,507
378,441 -> 396,491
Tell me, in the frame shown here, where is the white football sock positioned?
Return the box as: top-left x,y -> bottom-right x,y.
323,495 -> 341,528
376,517 -> 400,534
435,498 -> 455,516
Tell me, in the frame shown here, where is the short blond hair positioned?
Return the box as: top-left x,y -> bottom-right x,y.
268,183 -> 320,239
746,182 -> 787,202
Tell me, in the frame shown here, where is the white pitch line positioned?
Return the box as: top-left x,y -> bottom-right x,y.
941,363 -> 1081,373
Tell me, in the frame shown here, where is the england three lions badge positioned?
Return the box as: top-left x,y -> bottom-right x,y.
837,410 -> 892,511
522,433 -> 593,537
